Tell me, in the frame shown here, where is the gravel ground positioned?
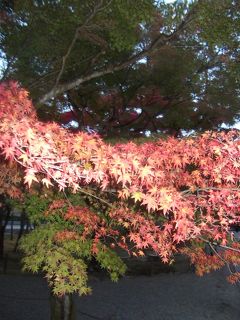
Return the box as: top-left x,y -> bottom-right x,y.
0,268 -> 240,320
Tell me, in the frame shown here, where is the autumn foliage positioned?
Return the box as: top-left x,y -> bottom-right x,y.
1,82 -> 240,289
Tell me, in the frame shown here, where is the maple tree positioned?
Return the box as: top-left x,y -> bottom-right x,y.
0,81 -> 240,297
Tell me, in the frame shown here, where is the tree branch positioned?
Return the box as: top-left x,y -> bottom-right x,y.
181,187 -> 240,196
53,0 -> 113,91
199,236 -> 240,254
78,187 -> 114,208
38,4 -> 196,104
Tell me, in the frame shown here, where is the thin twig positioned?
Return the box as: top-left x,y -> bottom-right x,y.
182,187 -> 240,195
199,236 -> 240,254
63,190 -> 73,208
78,187 -> 114,208
53,0 -> 112,91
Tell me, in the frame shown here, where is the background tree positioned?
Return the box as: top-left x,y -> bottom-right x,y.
1,0 -> 239,138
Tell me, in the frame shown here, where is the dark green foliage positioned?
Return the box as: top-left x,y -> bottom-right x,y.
0,0 -> 155,98
95,244 -> 127,282
1,1 -> 239,135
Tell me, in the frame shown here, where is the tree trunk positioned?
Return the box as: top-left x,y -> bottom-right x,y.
0,221 -> 4,259
13,210 -> 26,252
0,205 -> 11,259
50,292 -> 75,320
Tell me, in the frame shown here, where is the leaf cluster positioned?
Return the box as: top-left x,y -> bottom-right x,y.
19,189 -> 126,296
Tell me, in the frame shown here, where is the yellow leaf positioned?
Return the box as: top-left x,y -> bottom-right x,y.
18,153 -> 29,164
131,191 -> 143,202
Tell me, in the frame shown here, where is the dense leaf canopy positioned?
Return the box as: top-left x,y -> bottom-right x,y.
0,82 -> 240,295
